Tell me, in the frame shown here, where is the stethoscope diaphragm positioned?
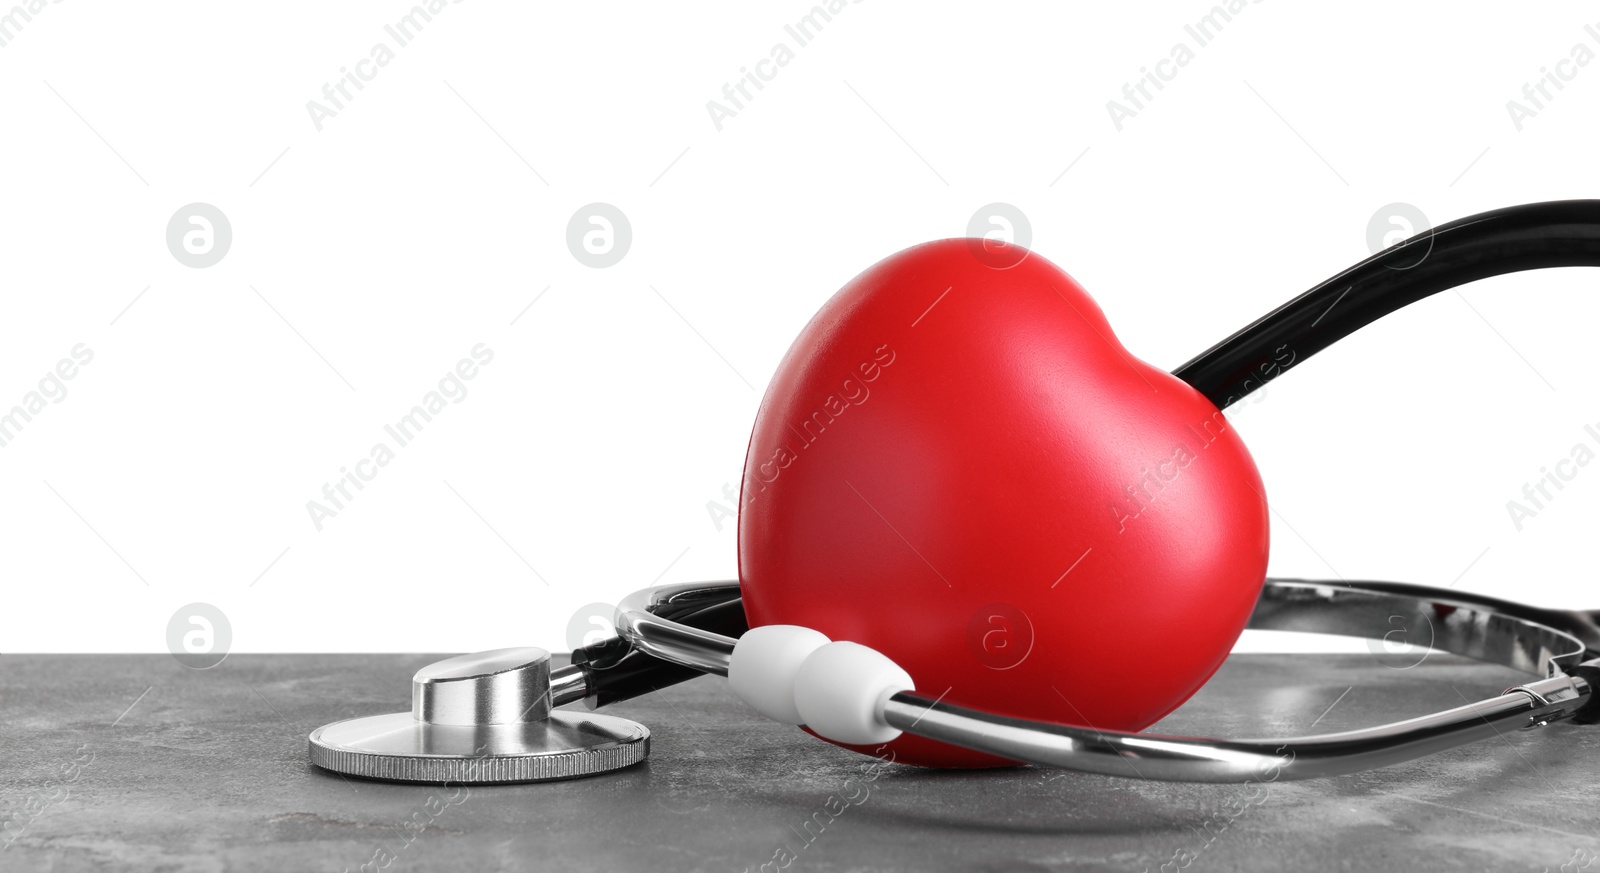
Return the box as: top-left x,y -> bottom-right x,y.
308,648 -> 649,784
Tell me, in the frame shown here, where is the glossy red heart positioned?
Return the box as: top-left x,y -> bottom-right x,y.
737,239 -> 1270,767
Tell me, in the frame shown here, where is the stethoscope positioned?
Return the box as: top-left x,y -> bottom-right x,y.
309,201 -> 1600,785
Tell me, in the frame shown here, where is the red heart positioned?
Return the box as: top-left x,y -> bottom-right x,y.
738,239 -> 1270,767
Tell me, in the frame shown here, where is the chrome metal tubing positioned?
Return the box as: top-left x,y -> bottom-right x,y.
615,580 -> 739,677
881,671 -> 1592,783
1248,579 -> 1588,677
612,578 -> 1598,781
549,663 -> 590,708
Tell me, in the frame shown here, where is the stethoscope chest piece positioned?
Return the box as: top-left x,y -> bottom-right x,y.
308,647 -> 649,784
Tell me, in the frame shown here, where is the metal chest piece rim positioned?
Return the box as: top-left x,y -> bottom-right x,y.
307,647 -> 649,784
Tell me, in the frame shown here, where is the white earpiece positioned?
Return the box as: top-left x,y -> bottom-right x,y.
728,628 -> 914,745
727,624 -> 831,725
792,641 -> 914,746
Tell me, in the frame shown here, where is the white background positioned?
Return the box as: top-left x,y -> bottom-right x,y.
3,0 -> 1598,654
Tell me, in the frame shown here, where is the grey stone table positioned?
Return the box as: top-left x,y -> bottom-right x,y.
3,653 -> 1597,872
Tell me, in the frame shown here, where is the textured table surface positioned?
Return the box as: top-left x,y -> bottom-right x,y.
2,652 -> 1597,873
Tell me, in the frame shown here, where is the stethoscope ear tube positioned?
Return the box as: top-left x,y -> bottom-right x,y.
1175,200 -> 1600,408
